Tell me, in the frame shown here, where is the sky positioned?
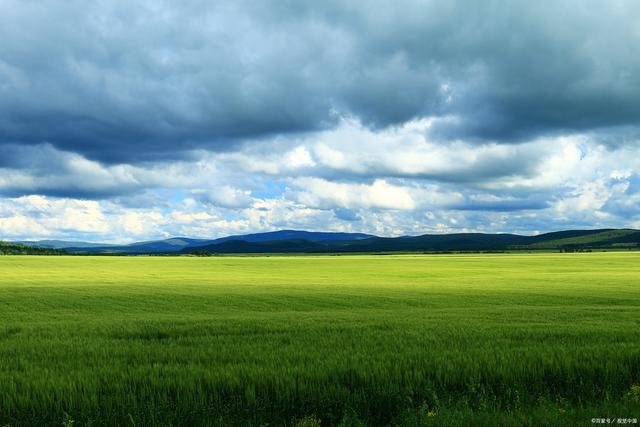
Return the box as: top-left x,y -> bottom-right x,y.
1,0 -> 640,242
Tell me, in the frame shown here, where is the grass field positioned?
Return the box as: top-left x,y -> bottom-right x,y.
0,253 -> 639,426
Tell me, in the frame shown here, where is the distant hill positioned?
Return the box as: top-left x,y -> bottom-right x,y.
14,229 -> 640,255
51,230 -> 374,254
58,237 -> 210,254
183,229 -> 640,254
189,238 -> 329,254
17,240 -> 117,249
522,229 -> 640,250
0,241 -> 65,255
206,230 -> 373,244
183,232 -> 526,254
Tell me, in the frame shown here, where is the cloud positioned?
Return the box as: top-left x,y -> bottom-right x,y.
0,195 -> 109,238
2,128 -> 640,242
3,1 -> 640,241
214,117 -> 548,184
2,1 -> 640,165
453,194 -> 550,212
0,215 -> 50,238
333,208 -> 361,222
193,186 -> 253,209
0,144 -> 145,198
0,144 -> 258,201
292,178 -> 416,210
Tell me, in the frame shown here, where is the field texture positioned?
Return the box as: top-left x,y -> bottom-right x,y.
0,254 -> 639,426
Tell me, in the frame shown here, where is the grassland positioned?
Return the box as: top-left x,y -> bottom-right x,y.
0,253 -> 639,426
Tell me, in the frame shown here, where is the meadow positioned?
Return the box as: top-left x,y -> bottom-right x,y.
0,253 -> 639,426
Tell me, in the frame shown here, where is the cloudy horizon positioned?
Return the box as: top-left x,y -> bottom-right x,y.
1,0 -> 640,243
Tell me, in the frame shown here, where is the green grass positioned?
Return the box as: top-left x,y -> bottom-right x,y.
0,253 -> 639,426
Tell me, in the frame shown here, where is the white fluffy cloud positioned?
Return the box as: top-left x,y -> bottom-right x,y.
2,121 -> 640,242
292,178 -> 416,210
0,196 -> 108,238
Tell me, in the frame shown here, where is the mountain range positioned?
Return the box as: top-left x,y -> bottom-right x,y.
17,231 -> 373,254
13,228 -> 640,254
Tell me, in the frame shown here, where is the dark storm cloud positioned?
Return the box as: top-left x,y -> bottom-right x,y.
1,0 -> 639,164
0,143 -> 143,198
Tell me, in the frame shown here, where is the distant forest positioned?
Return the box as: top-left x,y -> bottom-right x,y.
0,242 -> 64,255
